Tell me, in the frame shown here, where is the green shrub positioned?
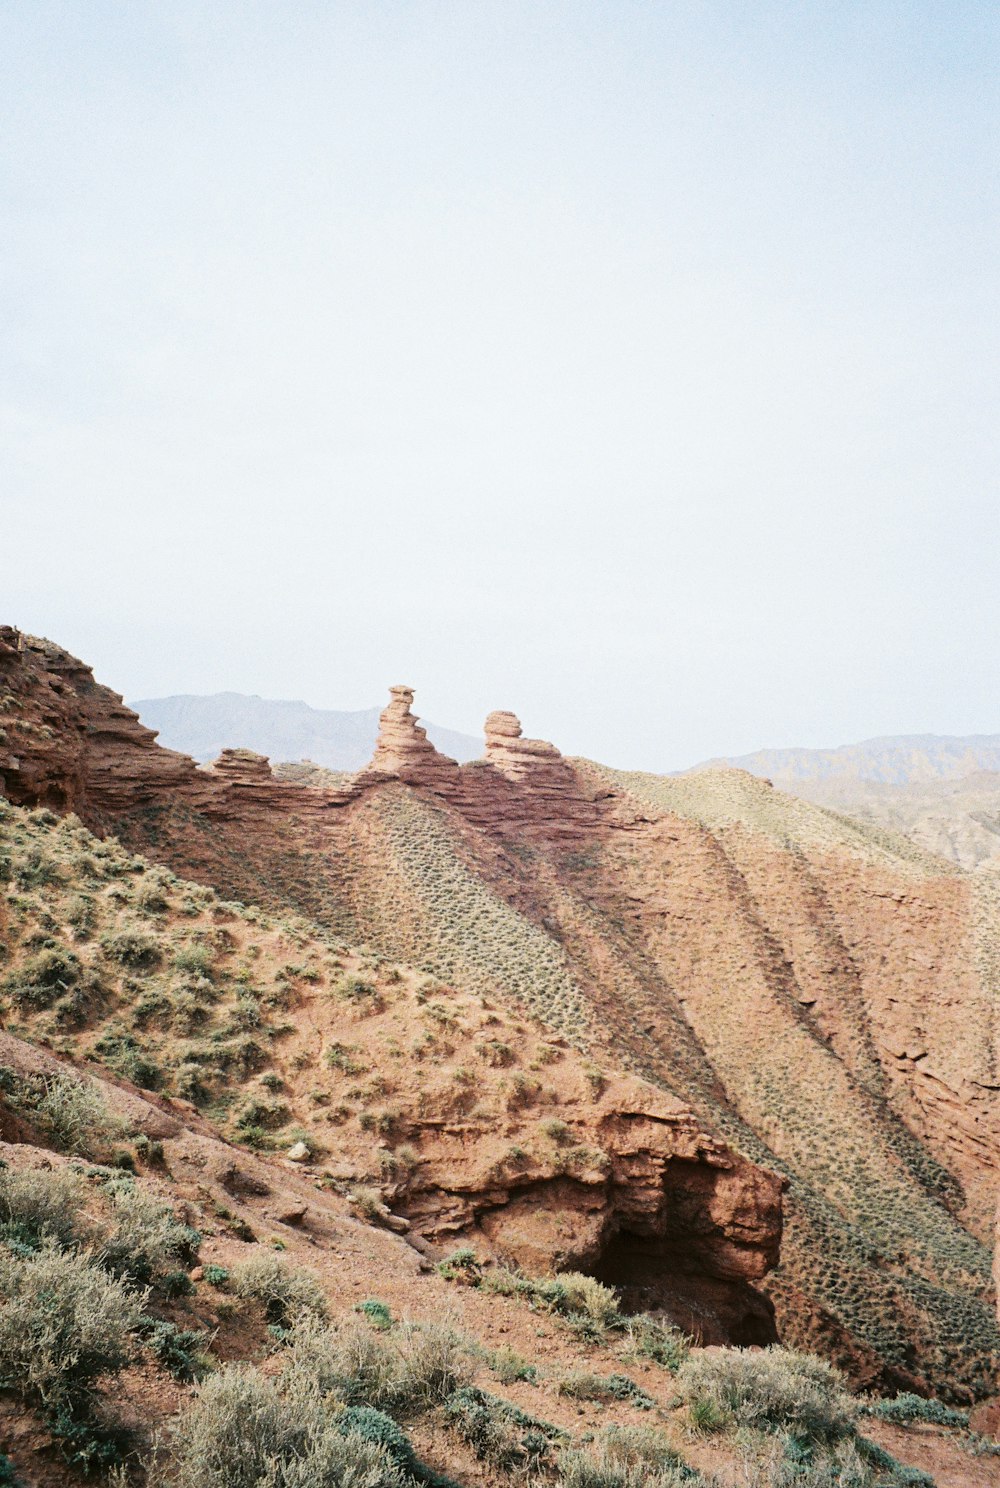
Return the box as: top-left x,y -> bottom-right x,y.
855,1437 -> 936,1486
337,1406 -> 417,1476
677,1347 -> 855,1443
0,1242 -> 144,1412
864,1392 -> 969,1428
445,1385 -> 562,1470
231,1254 -> 328,1326
202,1263 -> 230,1287
355,1299 -> 393,1330
141,1317 -> 211,1381
436,1247 -> 480,1282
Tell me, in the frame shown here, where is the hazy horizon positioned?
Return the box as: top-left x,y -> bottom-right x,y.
4,3 -> 998,772
127,684 -> 1000,776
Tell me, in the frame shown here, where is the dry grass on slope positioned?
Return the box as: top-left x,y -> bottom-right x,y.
589,763 -> 956,876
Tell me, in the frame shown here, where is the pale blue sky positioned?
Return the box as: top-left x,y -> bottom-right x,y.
2,2 -> 997,769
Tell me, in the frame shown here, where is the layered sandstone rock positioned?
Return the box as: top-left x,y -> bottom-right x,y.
208,748 -> 275,783
450,708 -> 602,841
359,685 -> 460,790
483,709 -> 562,778
0,630 -> 358,823
0,629 -> 200,813
395,1073 -> 784,1345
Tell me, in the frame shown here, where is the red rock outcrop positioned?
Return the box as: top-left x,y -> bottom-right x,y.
358,685 -> 460,790
483,710 -> 562,777
392,1073 -> 784,1345
0,630 -> 359,824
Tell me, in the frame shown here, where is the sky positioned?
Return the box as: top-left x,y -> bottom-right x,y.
2,2 -> 997,771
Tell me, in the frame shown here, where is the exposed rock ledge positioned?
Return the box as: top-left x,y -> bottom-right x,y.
393,1073 -> 785,1343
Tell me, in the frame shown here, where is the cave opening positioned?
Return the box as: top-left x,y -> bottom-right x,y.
590,1228 -> 778,1347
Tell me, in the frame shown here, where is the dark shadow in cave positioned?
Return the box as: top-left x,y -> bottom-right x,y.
591,1228 -> 778,1347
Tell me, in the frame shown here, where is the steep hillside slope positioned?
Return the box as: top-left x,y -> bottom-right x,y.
131,692 -> 480,769
1,627 -> 998,1404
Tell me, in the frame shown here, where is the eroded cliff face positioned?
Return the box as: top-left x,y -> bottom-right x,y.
396,1073 -> 784,1345
2,629 -> 998,1396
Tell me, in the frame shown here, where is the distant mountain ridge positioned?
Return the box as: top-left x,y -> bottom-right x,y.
690,733 -> 1000,871
694,732 -> 1000,786
131,691 -> 481,770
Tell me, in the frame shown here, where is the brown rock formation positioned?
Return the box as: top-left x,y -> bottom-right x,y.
359,685 -> 460,790
208,748 -> 275,783
483,709 -> 562,778
399,1073 -> 784,1344
434,707 -> 605,843
0,630 -> 359,824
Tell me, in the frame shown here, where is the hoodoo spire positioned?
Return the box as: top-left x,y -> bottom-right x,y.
361,685 -> 459,787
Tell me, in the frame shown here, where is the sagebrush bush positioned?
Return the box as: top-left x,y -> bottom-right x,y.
156,1362 -> 405,1488
285,1316 -> 397,1406
0,1163 -> 86,1251
259,1434 -> 404,1488
31,1070 -> 125,1156
393,1320 -> 472,1408
477,1264 -> 620,1331
557,1372 -> 654,1408
0,1242 -> 144,1411
231,1254 -> 328,1326
154,1365 -> 297,1488
99,1182 -> 199,1287
625,1315 -> 689,1371
3,945 -> 80,1007
283,1313 -> 471,1411
485,1345 -> 537,1384
677,1347 -> 854,1442
558,1446 -> 691,1488
102,928 -> 162,969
